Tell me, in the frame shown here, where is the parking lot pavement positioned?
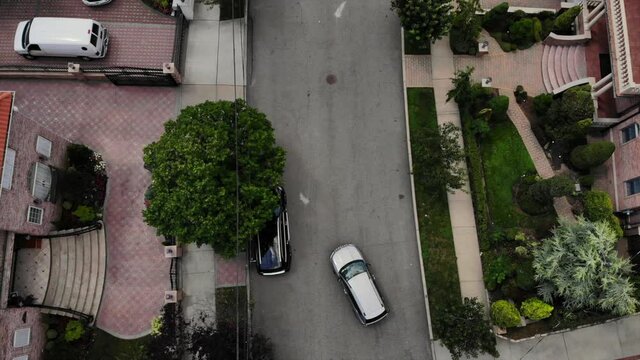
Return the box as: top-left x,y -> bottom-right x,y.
248,0 -> 432,358
0,79 -> 178,338
0,0 -> 175,67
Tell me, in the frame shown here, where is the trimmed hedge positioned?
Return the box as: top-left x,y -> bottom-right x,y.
553,6 -> 581,35
570,141 -> 615,170
583,190 -> 623,238
482,2 -> 509,33
491,300 -> 522,328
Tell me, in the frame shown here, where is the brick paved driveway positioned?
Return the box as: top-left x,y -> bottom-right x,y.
0,0 -> 175,68
0,79 -> 177,338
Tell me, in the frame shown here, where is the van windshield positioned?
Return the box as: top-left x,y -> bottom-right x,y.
90,34 -> 98,47
22,20 -> 32,49
92,23 -> 99,35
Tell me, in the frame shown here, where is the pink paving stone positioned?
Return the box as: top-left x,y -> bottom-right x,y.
0,0 -> 175,67
215,254 -> 246,287
0,79 -> 178,337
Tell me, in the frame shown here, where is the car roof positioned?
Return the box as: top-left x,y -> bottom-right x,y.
348,272 -> 386,320
330,244 -> 363,271
29,18 -> 95,45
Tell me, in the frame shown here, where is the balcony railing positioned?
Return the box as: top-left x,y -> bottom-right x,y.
608,0 -> 640,94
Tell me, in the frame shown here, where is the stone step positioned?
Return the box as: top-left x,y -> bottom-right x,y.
89,227 -> 107,322
43,238 -> 60,306
67,236 -> 84,312
568,46 -> 579,82
83,229 -> 100,317
60,236 -> 77,311
548,45 -> 560,90
51,238 -> 69,316
76,231 -> 92,317
560,45 -> 570,86
542,45 -> 552,93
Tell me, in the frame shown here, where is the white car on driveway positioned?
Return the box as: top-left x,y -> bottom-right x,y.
330,244 -> 388,326
83,0 -> 113,6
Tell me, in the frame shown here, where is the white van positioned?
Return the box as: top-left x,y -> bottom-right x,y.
14,17 -> 109,60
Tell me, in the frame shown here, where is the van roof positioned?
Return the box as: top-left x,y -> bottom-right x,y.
28,18 -> 96,46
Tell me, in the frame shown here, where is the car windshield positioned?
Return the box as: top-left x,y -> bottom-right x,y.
258,217 -> 282,270
340,260 -> 367,281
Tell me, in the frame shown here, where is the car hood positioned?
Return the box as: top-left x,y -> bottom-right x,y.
348,273 -> 386,320
330,244 -> 362,271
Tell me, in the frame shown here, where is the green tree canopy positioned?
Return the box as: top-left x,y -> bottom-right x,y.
434,297 -> 499,360
533,217 -> 638,316
570,141 -> 615,170
412,122 -> 466,195
391,0 -> 454,43
143,100 -> 286,257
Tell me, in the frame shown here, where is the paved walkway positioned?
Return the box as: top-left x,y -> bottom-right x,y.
430,38 -> 487,305
434,313 -> 640,360
0,79 -> 177,338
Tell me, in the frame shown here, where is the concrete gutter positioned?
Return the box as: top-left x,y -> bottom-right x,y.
400,27 -> 437,360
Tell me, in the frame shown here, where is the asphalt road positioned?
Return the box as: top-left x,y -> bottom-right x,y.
247,1 -> 432,359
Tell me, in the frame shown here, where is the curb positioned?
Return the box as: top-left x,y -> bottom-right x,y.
400,27 -> 437,360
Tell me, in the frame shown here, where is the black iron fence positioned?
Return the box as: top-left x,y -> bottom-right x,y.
172,8 -> 189,75
0,65 -> 178,86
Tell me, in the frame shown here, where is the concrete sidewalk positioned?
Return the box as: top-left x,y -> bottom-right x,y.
430,38 -> 487,306
434,313 -> 640,360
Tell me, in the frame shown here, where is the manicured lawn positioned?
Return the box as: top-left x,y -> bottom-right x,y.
480,120 -> 556,234
407,88 -> 460,325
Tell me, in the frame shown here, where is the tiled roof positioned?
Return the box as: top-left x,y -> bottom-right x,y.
0,91 -> 13,184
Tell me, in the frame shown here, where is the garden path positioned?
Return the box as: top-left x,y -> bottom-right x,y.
429,38 -> 488,308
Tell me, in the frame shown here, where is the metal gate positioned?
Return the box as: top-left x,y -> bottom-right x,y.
101,68 -> 177,86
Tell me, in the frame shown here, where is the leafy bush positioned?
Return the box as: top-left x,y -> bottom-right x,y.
532,17 -> 543,42
434,298 -> 499,360
491,300 -> 522,328
462,116 -> 490,247
514,85 -> 528,104
509,18 -> 535,49
516,261 -> 537,291
583,190 -> 623,238
520,298 -> 554,320
570,141 -> 615,170
533,93 -> 553,116
545,86 -> 594,141
150,315 -> 163,336
72,205 -> 97,222
534,217 -> 638,316
391,0 -> 454,43
449,0 -> 482,55
516,175 -> 553,215
583,190 -> 614,221
484,254 -> 515,291
488,95 -> 509,122
578,174 -> 595,188
553,5 -> 581,35
64,320 -> 85,342
529,175 -> 574,204
412,123 -> 467,194
482,2 -> 509,33
67,144 -> 98,173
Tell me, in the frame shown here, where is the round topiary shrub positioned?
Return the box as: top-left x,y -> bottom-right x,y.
570,141 -> 615,170
482,2 -> 510,33
520,298 -> 554,320
46,329 -> 58,340
533,93 -> 553,116
491,300 -> 522,328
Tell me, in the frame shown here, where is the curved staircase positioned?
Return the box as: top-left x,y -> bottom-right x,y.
41,226 -> 106,323
541,44 -> 588,93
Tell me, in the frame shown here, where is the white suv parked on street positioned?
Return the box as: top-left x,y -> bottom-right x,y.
330,244 -> 388,326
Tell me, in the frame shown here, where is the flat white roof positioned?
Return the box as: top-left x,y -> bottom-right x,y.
28,17 -> 95,46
